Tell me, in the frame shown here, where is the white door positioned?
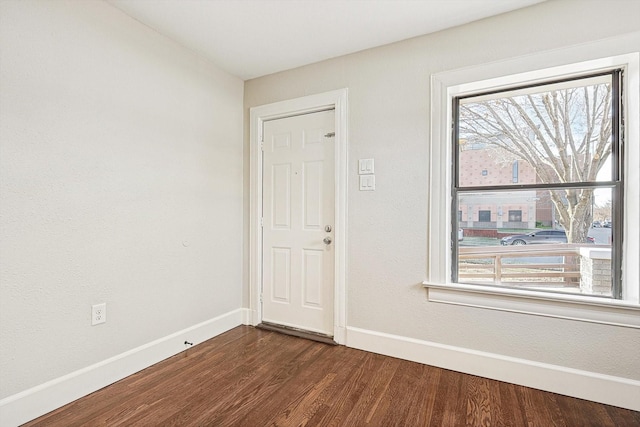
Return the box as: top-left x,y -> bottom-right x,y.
262,110 -> 335,336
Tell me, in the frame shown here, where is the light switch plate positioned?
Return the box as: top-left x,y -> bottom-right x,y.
358,159 -> 374,175
359,175 -> 375,191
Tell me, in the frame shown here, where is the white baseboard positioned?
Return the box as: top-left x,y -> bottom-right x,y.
333,325 -> 346,345
0,308 -> 247,427
240,307 -> 253,325
346,326 -> 640,411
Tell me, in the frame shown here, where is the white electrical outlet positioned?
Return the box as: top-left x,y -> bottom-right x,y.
92,303 -> 106,325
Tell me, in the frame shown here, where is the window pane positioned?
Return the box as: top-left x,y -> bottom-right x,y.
508,210 -> 522,222
456,188 -> 612,296
457,74 -> 613,188
478,210 -> 491,222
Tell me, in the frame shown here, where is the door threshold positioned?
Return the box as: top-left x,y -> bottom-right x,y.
256,322 -> 337,345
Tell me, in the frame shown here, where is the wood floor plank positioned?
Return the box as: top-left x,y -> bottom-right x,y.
156,332 -> 315,426
297,347 -> 370,426
492,377 -> 525,427
23,326 -> 640,427
465,375 -> 492,426
411,359 -> 443,425
226,341 -> 332,426
204,340 -> 324,425
431,368 -> 465,426
274,351 -> 349,424
374,359 -> 428,427
108,328 -> 282,426
341,354 -> 401,426
314,351 -> 388,427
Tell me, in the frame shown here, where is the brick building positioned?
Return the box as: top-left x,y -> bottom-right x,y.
458,143 -> 555,230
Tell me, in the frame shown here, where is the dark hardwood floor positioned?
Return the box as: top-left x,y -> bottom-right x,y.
24,326 -> 640,426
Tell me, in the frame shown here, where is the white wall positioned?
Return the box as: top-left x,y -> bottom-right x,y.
244,0 -> 640,381
0,0 -> 243,399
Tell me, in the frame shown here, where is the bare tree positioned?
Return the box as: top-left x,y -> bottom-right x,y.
594,200 -> 612,223
459,80 -> 612,243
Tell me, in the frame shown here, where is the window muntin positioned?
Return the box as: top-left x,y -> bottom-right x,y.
453,71 -> 622,298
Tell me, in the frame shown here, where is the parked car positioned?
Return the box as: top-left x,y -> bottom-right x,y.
500,230 -> 595,245
458,228 -> 464,241
592,221 -> 601,228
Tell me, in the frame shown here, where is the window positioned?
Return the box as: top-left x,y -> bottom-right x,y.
453,71 -> 622,298
508,210 -> 522,222
427,48 -> 640,326
478,210 -> 491,222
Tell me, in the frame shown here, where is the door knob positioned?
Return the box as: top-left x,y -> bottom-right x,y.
323,237 -> 332,245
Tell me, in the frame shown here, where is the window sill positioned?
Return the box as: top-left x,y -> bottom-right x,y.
423,282 -> 640,328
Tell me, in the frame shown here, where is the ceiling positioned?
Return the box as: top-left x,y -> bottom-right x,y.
107,0 -> 546,80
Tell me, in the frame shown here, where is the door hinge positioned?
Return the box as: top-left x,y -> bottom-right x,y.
260,217 -> 264,227
324,132 -> 335,138
259,293 -> 263,303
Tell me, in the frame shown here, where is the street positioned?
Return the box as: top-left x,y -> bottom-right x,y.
459,227 -> 612,265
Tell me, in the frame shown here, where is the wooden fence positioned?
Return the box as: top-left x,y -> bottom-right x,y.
457,244 -> 608,287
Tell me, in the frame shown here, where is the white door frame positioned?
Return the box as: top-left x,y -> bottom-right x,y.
249,89 -> 348,344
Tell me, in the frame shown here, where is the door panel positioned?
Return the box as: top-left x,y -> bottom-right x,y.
262,110 -> 335,335
302,249 -> 323,307
271,164 -> 291,229
303,160 -> 323,229
271,248 -> 291,303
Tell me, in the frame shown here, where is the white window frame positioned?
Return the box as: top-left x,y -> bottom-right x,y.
425,45 -> 640,328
